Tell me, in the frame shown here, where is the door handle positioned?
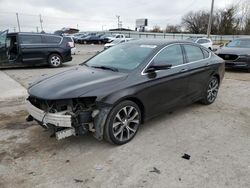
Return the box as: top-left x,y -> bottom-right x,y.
179,68 -> 189,72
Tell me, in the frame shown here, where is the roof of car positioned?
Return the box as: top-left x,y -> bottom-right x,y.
8,32 -> 61,37
127,39 -> 194,46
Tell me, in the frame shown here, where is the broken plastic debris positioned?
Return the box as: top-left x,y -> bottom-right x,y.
182,153 -> 191,160
95,164 -> 104,170
149,167 -> 161,174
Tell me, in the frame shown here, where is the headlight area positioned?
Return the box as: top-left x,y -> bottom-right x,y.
26,96 -> 100,140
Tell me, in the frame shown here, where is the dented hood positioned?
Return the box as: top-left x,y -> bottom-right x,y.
28,66 -> 127,100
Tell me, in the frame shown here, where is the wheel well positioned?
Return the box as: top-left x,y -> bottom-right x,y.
213,74 -> 220,85
120,97 -> 145,124
48,52 -> 62,61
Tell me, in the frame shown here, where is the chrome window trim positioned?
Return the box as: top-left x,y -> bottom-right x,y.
141,43 -> 211,75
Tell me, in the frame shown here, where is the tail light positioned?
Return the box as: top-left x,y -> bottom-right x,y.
66,42 -> 71,48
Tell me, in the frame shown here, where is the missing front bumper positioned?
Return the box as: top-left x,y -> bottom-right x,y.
26,100 -> 72,128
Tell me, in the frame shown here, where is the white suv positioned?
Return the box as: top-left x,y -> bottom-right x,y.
187,37 -> 213,50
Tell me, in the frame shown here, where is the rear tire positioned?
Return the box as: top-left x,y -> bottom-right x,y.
48,54 -> 62,68
201,76 -> 219,105
104,100 -> 141,145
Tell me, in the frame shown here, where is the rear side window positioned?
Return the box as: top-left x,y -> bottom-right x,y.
154,44 -> 184,66
63,37 -> 73,42
44,36 -> 61,44
183,45 -> 204,62
20,35 -> 42,44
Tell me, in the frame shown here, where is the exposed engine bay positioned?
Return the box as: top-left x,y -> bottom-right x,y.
26,96 -> 109,140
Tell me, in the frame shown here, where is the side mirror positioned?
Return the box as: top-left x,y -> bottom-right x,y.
145,66 -> 156,73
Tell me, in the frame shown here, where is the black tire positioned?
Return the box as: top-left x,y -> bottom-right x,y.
48,54 -> 62,68
201,76 -> 219,105
83,41 -> 87,44
104,100 -> 141,145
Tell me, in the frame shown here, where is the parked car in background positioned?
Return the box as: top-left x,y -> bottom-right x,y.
108,34 -> 126,42
104,38 -> 133,49
26,39 -> 224,145
78,34 -> 104,44
0,30 -> 72,68
64,36 -> 76,55
99,34 -> 114,43
216,38 -> 250,71
187,37 -> 213,50
74,34 -> 88,43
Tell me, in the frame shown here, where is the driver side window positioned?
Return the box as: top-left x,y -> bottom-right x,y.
153,44 -> 184,66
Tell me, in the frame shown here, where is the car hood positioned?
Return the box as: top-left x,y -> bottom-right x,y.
28,66 -> 128,100
104,43 -> 114,47
216,47 -> 250,55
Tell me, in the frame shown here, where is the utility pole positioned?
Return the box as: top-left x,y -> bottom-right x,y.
207,0 -> 215,38
39,14 -> 43,32
116,15 -> 120,29
102,25 -> 106,31
16,13 -> 21,32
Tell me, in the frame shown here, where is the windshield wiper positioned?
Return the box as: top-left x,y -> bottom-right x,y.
91,65 -> 118,72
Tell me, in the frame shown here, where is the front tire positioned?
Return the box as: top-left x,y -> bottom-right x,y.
48,54 -> 62,68
104,100 -> 141,145
201,76 -> 219,105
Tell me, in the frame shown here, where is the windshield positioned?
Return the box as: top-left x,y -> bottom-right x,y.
227,39 -> 250,48
85,43 -> 156,72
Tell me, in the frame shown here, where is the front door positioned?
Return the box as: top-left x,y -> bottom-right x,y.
0,30 -> 9,66
139,44 -> 190,118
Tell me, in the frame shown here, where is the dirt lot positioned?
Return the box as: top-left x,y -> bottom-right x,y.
0,44 -> 250,188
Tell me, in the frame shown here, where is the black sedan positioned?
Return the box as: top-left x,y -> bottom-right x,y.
216,38 -> 250,71
26,40 -> 225,145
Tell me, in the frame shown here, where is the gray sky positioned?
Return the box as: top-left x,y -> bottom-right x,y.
0,0 -> 236,32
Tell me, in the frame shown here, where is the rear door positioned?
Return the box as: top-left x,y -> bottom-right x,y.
182,44 -> 212,101
0,30 -> 8,66
19,34 -> 46,64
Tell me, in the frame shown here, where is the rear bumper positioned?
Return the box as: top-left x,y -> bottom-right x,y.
26,100 -> 72,128
62,56 -> 72,63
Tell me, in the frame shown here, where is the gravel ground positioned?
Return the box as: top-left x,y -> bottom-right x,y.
0,44 -> 249,188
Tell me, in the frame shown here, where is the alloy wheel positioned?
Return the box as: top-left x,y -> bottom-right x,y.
112,106 -> 140,142
50,56 -> 61,67
207,78 -> 219,103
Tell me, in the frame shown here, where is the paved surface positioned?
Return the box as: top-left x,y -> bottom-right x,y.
0,71 -> 27,107
0,44 -> 250,188
3,44 -> 104,88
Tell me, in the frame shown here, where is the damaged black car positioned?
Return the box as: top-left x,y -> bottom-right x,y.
26,39 -> 225,145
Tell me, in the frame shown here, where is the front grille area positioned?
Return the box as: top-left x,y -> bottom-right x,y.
218,54 -> 239,61
27,96 -> 70,112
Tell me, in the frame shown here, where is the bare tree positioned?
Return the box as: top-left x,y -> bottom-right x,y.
151,25 -> 162,33
182,11 -> 211,34
216,5 -> 240,35
182,5 -> 240,35
165,24 -> 181,33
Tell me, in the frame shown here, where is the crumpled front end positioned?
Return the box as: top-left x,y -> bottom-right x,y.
26,96 -> 110,140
